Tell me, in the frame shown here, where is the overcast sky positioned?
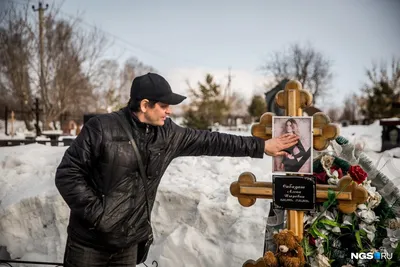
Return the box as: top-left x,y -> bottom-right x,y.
32,0 -> 400,110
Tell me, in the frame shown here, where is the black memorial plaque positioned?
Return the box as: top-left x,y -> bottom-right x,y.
272,175 -> 316,211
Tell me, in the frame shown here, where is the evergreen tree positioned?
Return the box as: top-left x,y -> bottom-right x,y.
248,95 -> 266,121
360,58 -> 400,120
362,81 -> 396,120
183,74 -> 229,130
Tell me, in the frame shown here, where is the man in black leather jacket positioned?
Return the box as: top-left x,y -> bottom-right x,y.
55,73 -> 299,266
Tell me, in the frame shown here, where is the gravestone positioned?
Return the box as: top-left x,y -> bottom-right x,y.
380,119 -> 400,152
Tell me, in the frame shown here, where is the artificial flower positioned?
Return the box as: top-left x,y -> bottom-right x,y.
362,180 -> 382,209
315,254 -> 331,267
314,171 -> 328,184
314,166 -> 343,185
321,154 -> 335,170
388,218 -> 400,230
342,214 -> 353,226
359,222 -> 376,242
328,176 -> 339,185
309,235 -> 316,246
357,208 -> 379,224
303,154 -> 398,266
330,166 -> 343,179
304,213 -> 318,226
348,165 -> 367,184
382,228 -> 400,253
315,238 -> 325,254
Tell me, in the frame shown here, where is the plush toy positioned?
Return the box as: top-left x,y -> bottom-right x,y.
263,229 -> 305,267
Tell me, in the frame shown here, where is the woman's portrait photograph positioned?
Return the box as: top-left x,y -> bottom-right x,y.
272,116 -> 313,174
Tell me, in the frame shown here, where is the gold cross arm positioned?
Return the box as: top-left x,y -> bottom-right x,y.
251,112 -> 339,151
230,172 -> 368,214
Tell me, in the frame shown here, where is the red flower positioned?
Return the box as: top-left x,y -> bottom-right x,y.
348,165 -> 367,184
314,171 -> 328,184
309,235 -> 316,246
314,167 -> 343,184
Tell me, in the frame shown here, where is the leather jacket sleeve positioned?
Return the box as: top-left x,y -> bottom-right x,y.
55,117 -> 104,228
169,120 -> 265,158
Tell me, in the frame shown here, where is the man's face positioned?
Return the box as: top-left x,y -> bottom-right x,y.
144,102 -> 171,126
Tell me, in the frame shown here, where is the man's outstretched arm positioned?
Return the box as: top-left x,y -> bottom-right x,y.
168,120 -> 298,158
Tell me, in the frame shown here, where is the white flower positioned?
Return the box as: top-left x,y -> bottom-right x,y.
315,238 -> 325,254
357,204 -> 368,210
320,210 -> 336,221
362,180 -> 372,187
357,209 -> 379,224
382,228 -> 400,253
356,204 -> 379,224
342,215 -> 353,226
328,177 -> 339,185
309,256 -> 317,266
304,213 -> 318,226
378,246 -> 390,255
388,218 -> 400,229
320,228 -> 330,236
323,223 -> 341,233
359,222 -> 376,242
367,193 -> 382,209
321,155 -> 335,170
316,254 -> 331,267
331,170 -> 340,178
362,180 -> 382,209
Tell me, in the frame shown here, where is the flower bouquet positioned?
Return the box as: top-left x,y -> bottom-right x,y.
300,137 -> 400,267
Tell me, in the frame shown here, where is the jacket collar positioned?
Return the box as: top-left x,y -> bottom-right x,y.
121,106 -> 153,132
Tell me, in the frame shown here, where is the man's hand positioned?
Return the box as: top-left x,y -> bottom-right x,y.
264,133 -> 299,156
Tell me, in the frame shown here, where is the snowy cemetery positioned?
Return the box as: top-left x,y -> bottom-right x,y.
0,80 -> 399,267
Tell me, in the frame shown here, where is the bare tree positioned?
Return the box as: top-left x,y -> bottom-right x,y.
0,0 -> 10,24
340,93 -> 359,123
326,107 -> 340,122
0,1 -> 35,130
118,57 -> 156,103
39,12 -> 109,129
92,59 -> 120,112
1,1 -> 159,130
261,42 -> 333,104
0,1 -> 110,130
92,57 -> 156,112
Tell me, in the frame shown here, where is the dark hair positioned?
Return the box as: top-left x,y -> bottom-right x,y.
128,98 -> 157,112
284,118 -> 300,135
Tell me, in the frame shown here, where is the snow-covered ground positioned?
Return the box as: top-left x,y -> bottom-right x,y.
0,119 -> 399,266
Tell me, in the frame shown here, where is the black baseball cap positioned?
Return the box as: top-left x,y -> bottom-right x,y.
130,73 -> 186,105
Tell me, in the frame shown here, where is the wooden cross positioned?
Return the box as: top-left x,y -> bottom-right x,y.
10,111 -> 15,137
231,80 -> 369,267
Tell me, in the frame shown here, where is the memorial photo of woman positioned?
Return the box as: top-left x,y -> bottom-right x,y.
272,117 -> 313,174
